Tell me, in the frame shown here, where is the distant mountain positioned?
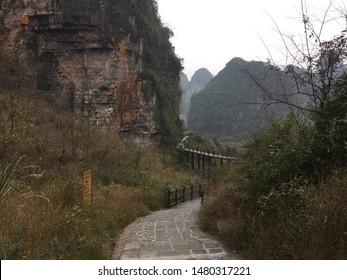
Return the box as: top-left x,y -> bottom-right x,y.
179,68 -> 214,121
180,73 -> 190,92
187,57 -> 301,141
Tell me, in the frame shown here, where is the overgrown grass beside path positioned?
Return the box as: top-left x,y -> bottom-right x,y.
0,94 -> 196,259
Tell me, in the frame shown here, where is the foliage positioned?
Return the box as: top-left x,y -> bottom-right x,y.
0,156 -> 40,198
0,157 -> 23,197
199,74 -> 347,259
142,70 -> 184,148
0,185 -> 149,259
311,73 -> 347,166
200,112 -> 347,259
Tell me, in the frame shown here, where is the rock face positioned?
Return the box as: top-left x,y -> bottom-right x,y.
0,0 -> 182,146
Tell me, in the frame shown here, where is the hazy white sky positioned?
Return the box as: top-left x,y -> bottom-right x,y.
157,0 -> 346,79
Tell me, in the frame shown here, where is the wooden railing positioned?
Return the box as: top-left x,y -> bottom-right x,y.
181,148 -> 236,171
166,184 -> 205,208
181,148 -> 235,161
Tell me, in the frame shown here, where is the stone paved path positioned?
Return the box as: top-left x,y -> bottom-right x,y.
113,199 -> 235,260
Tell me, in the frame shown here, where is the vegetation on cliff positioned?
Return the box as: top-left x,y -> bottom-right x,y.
105,0 -> 184,147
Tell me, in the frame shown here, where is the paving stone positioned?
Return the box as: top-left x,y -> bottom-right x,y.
204,243 -> 222,249
208,249 -> 224,254
173,244 -> 191,251
188,244 -> 205,250
140,251 -> 158,258
121,252 -> 140,259
192,250 -> 208,254
124,242 -> 141,250
158,250 -> 191,257
155,245 -> 172,251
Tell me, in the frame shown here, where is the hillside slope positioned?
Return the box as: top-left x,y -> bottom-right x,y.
188,58 -> 298,141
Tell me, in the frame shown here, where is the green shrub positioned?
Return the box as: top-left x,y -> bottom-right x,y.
199,107 -> 347,259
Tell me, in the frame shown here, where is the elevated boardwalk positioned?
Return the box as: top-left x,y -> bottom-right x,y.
177,135 -> 236,170
179,146 -> 236,171
181,147 -> 235,161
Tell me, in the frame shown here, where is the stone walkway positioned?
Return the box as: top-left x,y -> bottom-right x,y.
113,199 -> 235,260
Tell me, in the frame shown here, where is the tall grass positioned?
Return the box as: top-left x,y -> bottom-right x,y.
0,156 -> 41,197
0,185 -> 151,259
0,93 -> 194,259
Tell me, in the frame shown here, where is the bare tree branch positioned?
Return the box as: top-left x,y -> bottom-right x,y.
255,0 -> 347,122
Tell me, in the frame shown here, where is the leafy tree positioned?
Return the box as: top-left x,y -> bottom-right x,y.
312,73 -> 347,165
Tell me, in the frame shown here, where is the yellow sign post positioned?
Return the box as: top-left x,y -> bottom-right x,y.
82,169 -> 92,205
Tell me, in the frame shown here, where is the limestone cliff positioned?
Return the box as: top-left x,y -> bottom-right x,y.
0,0 -> 182,146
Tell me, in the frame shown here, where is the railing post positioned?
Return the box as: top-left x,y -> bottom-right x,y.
190,185 -> 193,200
198,183 -> 202,197
201,190 -> 205,203
197,153 -> 201,170
175,188 -> 178,206
167,189 -> 171,208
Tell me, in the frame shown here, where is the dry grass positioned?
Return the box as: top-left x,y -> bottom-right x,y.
0,183 -> 156,259
301,175 -> 347,259
199,183 -> 251,255
199,168 -> 347,259
0,93 -> 194,259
